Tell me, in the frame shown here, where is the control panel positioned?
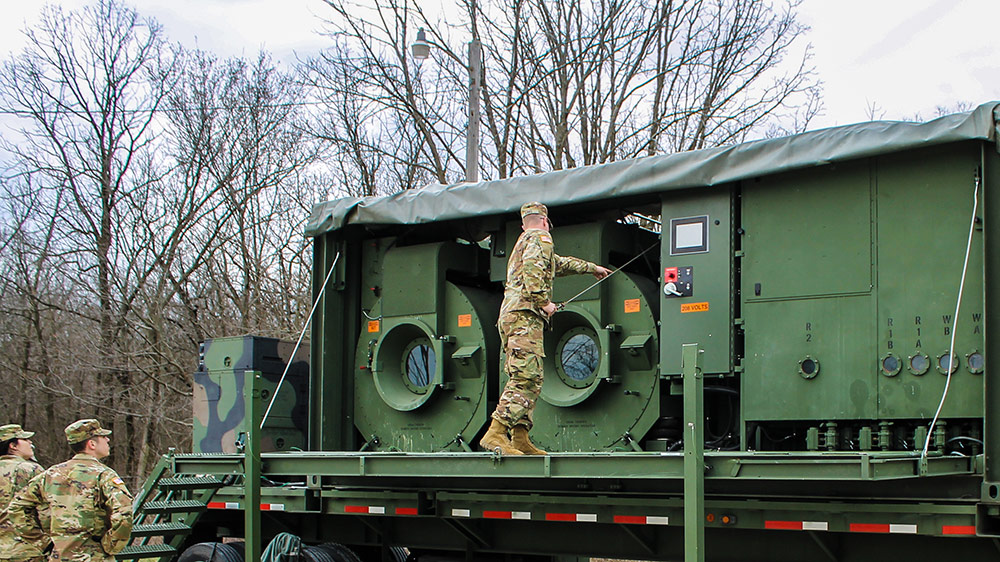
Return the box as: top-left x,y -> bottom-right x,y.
663,266 -> 693,298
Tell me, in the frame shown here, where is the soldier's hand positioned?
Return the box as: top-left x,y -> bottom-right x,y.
541,302 -> 557,317
593,266 -> 610,280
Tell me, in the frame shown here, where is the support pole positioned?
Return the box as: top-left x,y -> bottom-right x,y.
245,370 -> 263,562
466,39 -> 481,183
683,344 -> 705,562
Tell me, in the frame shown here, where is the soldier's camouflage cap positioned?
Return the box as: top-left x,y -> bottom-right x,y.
65,419 -> 112,444
0,424 -> 34,442
520,202 -> 548,219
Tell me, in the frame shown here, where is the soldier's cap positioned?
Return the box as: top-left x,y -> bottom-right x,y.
520,202 -> 548,219
0,424 -> 34,442
65,419 -> 112,444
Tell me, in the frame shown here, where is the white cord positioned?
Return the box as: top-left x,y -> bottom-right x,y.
260,250 -> 341,429
921,175 -> 980,458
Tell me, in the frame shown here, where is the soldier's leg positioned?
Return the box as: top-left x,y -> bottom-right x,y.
493,311 -> 544,429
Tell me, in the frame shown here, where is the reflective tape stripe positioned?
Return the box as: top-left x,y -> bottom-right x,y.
765,520 -> 828,531
484,511 -> 512,519
512,511 -> 531,520
452,509 -> 471,517
546,513 -> 597,522
395,507 -> 418,516
850,523 -> 916,534
942,525 -> 976,535
614,515 -> 669,525
261,503 -> 285,511
207,502 -> 239,510
345,505 -> 385,514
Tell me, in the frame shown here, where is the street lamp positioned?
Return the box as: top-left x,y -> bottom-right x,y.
411,28 -> 481,183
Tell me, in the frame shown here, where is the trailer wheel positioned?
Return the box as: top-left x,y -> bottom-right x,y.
178,542 -> 244,562
302,545 -> 337,562
316,542 -> 364,562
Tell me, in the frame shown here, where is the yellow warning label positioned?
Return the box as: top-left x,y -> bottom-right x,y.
458,314 -> 472,327
367,320 -> 381,332
624,299 -> 641,313
681,302 -> 710,313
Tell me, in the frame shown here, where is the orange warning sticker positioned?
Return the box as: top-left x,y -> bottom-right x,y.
458,314 -> 472,327
367,320 -> 381,332
681,302 -> 710,313
624,299 -> 641,313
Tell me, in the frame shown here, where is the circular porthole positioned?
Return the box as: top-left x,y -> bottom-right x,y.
556,329 -> 600,389
371,321 -> 442,411
937,352 -> 959,375
880,353 -> 901,377
966,351 -> 985,375
402,340 -> 435,393
798,356 -> 819,379
908,352 -> 930,376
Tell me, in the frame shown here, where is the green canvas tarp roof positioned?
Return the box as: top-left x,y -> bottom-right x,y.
305,101 -> 1000,238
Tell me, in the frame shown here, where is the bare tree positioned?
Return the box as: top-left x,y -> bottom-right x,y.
308,0 -> 821,189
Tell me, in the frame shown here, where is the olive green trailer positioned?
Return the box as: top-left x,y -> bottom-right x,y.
119,102 -> 1000,562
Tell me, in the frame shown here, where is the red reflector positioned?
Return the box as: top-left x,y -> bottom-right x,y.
484,511 -> 512,519
395,507 -> 418,515
850,523 -> 890,533
614,515 -> 646,525
345,505 -> 369,513
546,513 -> 576,521
765,520 -> 802,530
942,525 -> 976,535
207,502 -> 227,509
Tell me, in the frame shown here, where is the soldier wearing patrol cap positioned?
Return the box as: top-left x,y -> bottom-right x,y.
0,424 -> 48,562
480,202 -> 610,455
8,419 -> 133,561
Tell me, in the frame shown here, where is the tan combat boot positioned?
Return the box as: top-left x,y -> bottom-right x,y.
511,425 -> 547,455
479,419 -> 523,455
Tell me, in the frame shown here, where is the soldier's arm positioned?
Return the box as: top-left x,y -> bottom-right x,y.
519,232 -> 554,309
99,471 -> 134,554
8,473 -> 46,542
553,253 -> 599,277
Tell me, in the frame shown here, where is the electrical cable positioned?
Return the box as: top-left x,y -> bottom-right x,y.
921,174 -> 980,459
261,250 -> 341,429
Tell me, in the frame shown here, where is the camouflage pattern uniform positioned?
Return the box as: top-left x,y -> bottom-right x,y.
492,202 -> 599,430
8,420 -> 132,562
0,424 -> 47,562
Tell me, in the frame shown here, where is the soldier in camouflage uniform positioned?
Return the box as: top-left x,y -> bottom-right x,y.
9,420 -> 133,562
480,202 -> 609,455
0,424 -> 48,562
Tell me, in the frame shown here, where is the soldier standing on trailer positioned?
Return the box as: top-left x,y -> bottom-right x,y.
480,202 -> 609,455
0,424 -> 49,562
8,419 -> 133,562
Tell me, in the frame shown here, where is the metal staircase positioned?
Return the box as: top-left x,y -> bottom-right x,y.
116,451 -> 233,561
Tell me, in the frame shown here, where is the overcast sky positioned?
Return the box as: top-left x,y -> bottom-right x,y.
1,0 -> 998,131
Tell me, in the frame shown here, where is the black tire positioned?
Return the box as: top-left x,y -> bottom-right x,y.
226,541 -> 245,557
388,546 -> 408,562
303,545 -> 338,562
316,543 -> 364,562
178,542 -> 244,562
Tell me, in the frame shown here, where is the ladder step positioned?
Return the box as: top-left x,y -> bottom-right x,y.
142,499 -> 208,514
130,521 -> 191,536
157,476 -> 225,490
115,543 -> 178,559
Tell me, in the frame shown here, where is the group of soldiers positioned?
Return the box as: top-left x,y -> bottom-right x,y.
0,419 -> 133,562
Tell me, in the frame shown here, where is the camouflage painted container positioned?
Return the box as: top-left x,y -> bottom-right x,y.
194,336 -> 309,453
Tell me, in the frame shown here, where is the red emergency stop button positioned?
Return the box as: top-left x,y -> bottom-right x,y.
664,267 -> 678,283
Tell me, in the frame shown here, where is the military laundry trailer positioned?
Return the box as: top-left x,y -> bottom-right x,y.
117,102 -> 1000,562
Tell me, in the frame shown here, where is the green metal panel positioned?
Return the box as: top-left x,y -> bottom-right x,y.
743,295 -> 876,420
659,189 -> 733,375
875,143 -> 985,419
311,233 -> 358,451
742,162 -> 876,421
983,143 -> 1000,489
